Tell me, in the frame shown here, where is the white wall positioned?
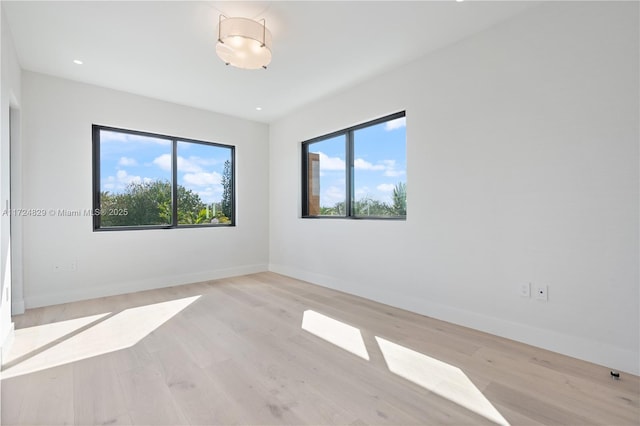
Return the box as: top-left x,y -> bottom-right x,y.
269,1 -> 639,374
1,6 -> 22,358
20,72 -> 269,308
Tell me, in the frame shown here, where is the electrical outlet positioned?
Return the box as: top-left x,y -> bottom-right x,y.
536,285 -> 548,301
519,283 -> 530,298
53,262 -> 78,272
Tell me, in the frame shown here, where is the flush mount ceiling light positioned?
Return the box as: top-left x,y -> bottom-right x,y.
216,15 -> 272,70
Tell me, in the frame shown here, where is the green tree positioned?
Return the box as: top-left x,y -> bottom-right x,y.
101,180 -> 172,227
100,180 -> 209,227
319,184 -> 406,217
220,160 -> 232,219
353,197 -> 393,216
176,185 -> 206,224
392,182 -> 407,216
321,201 -> 345,216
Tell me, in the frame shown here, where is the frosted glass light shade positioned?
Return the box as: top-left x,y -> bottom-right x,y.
216,16 -> 272,69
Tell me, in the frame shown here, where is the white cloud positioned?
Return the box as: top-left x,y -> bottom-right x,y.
384,169 -> 406,177
195,186 -> 223,204
101,131 -> 171,145
317,152 -> 345,171
323,186 -> 345,205
384,117 -> 406,131
354,158 -> 405,177
354,158 -> 385,171
118,157 -> 138,167
102,171 -> 154,192
183,171 -> 222,186
186,155 -> 222,167
377,183 -> 395,192
153,154 -> 172,171
100,131 -> 130,143
116,170 -> 142,185
179,156 -> 206,173
355,186 -> 370,198
380,159 -> 406,177
152,154 -> 216,173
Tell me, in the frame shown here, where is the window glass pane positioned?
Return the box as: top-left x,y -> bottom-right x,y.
176,141 -> 232,225
95,127 -> 235,230
306,135 -> 346,216
99,130 -> 173,227
353,116 -> 406,217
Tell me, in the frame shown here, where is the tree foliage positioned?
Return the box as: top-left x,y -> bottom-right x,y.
320,201 -> 345,216
221,160 -> 232,219
354,197 -> 394,216
392,181 -> 407,216
319,181 -> 406,217
101,180 -> 172,227
100,179 -> 230,227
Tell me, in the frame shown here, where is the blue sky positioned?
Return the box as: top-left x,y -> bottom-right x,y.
100,116 -> 405,209
99,130 -> 230,204
309,116 -> 406,207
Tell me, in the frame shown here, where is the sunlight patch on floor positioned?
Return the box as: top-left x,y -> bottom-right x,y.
302,310 -> 370,360
376,336 -> 510,426
2,295 -> 200,379
300,309 -> 509,425
4,312 -> 111,365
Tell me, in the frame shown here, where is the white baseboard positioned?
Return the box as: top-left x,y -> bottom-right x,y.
269,263 -> 639,376
24,263 -> 269,309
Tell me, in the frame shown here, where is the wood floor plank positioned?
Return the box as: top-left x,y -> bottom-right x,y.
484,381 -> 598,426
2,271 -> 638,425
115,357 -> 190,426
9,363 -> 75,425
72,355 -> 132,425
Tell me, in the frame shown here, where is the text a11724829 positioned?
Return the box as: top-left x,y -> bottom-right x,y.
1,208 -> 129,217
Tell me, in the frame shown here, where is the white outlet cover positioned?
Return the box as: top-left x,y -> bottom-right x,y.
536,285 -> 548,301
520,283 -> 530,297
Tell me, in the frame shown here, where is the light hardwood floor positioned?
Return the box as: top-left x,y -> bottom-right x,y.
2,272 -> 638,425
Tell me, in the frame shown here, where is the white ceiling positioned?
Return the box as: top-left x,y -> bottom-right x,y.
3,1 -> 539,123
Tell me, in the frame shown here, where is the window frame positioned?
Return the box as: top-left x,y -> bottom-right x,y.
301,111 -> 406,220
92,124 -> 235,231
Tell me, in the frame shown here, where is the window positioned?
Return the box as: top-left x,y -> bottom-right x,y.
92,125 -> 234,230
302,112 -> 406,219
